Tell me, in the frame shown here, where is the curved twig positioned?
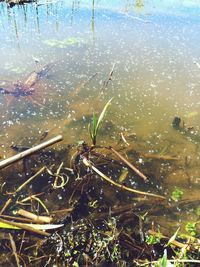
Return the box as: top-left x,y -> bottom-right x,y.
83,157 -> 165,200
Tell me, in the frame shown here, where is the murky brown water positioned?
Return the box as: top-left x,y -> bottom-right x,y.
0,0 -> 200,233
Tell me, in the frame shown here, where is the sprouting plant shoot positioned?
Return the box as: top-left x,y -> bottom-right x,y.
170,187 -> 183,202
89,98 -> 113,145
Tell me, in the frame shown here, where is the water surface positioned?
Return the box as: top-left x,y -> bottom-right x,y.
0,0 -> 200,233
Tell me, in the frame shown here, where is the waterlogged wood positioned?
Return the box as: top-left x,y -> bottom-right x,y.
0,135 -> 63,169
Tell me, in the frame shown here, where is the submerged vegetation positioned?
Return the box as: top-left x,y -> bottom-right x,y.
0,0 -> 200,266
0,97 -> 199,266
89,98 -> 113,146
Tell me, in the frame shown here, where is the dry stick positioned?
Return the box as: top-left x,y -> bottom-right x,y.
83,158 -> 165,199
17,209 -> 52,224
0,135 -> 63,170
0,218 -> 50,237
9,233 -> 20,267
107,147 -> 148,182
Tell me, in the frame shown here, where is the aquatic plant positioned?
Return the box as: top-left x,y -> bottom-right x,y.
89,97 -> 113,145
43,37 -> 82,48
0,97 -> 199,266
0,129 -> 199,266
171,187 -> 183,202
185,222 -> 198,237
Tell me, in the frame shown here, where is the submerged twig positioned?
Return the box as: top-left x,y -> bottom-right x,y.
15,166 -> 46,193
19,192 -> 44,203
0,135 -> 63,169
9,233 -> 20,267
0,198 -> 12,215
148,230 -> 191,250
107,147 -> 148,182
142,153 -> 179,161
49,208 -> 73,214
119,132 -> 130,146
83,157 -> 165,199
100,63 -> 116,94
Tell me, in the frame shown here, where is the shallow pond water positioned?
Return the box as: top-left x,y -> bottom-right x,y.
0,0 -> 200,235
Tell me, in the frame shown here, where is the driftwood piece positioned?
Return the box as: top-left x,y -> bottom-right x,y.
0,135 -> 63,169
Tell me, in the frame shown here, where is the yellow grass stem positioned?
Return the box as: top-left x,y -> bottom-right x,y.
83,157 -> 165,200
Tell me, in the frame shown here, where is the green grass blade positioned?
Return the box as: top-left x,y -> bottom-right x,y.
96,97 -> 113,133
0,222 -> 19,229
88,123 -> 93,140
89,113 -> 98,145
160,249 -> 168,267
92,112 -> 97,136
166,227 -> 180,247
